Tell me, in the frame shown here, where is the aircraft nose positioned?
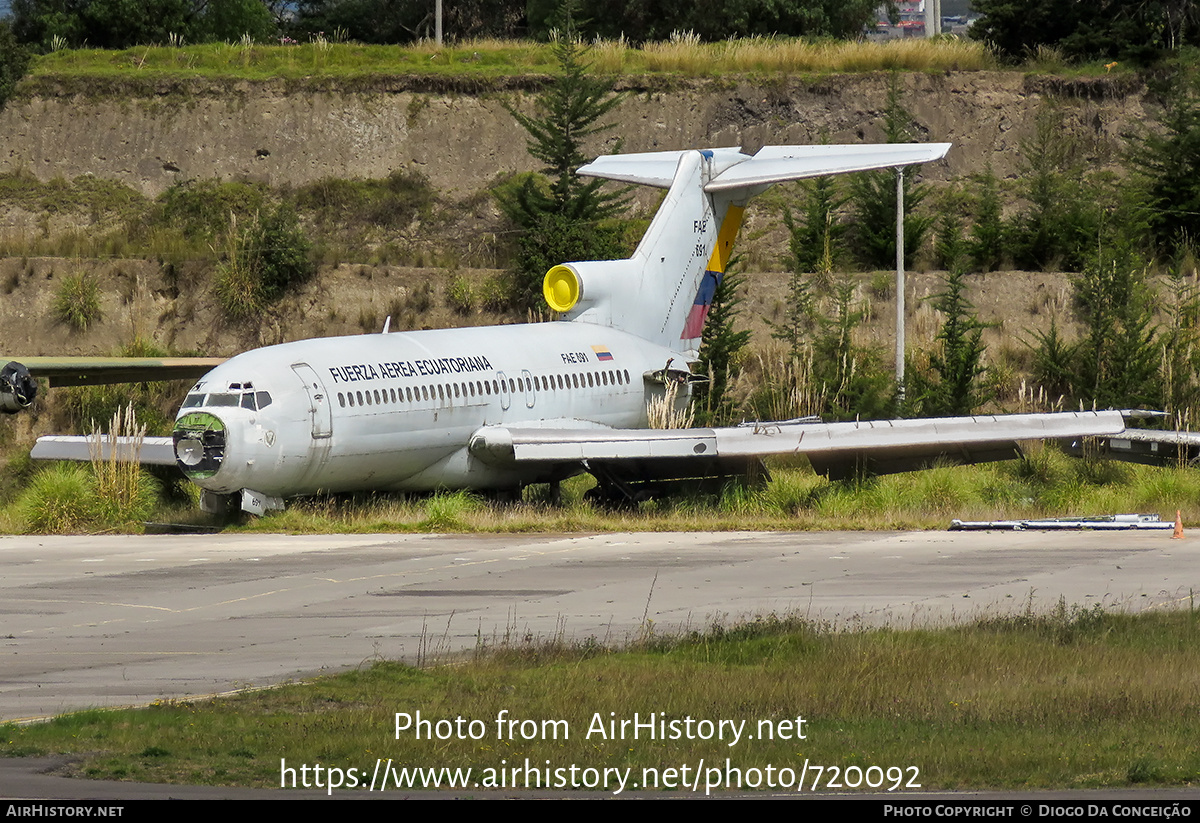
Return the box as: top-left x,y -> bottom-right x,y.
173,411 -> 227,480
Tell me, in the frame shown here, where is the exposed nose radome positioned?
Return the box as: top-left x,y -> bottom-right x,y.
173,411 -> 227,480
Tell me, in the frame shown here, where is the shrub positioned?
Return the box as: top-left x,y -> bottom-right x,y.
216,204 -> 314,318
51,271 -> 103,331
156,179 -> 269,241
17,464 -> 100,534
446,276 -> 475,315
294,171 -> 436,229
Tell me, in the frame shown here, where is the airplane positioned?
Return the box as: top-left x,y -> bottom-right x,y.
8,143 -> 1130,515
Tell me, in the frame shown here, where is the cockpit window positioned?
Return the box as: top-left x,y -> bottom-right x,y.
182,393 -> 205,408
206,393 -> 240,407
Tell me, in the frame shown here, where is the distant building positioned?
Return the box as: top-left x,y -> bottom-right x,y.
873,1 -> 929,39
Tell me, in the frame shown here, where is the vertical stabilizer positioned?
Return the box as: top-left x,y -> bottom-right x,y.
545,143 -> 950,356
545,148 -> 752,355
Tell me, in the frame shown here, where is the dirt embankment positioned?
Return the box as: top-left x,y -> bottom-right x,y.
0,71 -> 1148,197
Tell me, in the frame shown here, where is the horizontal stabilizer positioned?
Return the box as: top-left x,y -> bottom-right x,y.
32,435 -> 178,466
705,143 -> 952,192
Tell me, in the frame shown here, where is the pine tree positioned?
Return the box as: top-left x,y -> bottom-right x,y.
1072,241 -> 1161,409
695,269 -> 751,426
783,174 -> 845,279
969,165 -> 1005,272
497,0 -> 628,309
921,269 -> 989,416
848,75 -> 932,269
1129,71 -> 1200,253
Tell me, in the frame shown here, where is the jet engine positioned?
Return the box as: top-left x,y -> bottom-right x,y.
0,362 -> 36,414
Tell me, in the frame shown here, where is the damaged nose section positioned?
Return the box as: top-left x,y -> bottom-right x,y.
173,411 -> 226,480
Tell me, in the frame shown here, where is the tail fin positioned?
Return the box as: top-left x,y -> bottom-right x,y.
543,143 -> 950,355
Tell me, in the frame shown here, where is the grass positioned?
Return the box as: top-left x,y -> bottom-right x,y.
50,270 -> 103,331
4,607 -> 1199,791
20,37 -> 996,90
155,448 -> 1198,537
3,446 -> 1198,535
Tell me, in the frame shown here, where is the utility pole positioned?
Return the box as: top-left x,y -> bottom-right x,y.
924,0 -> 941,37
895,168 -> 906,406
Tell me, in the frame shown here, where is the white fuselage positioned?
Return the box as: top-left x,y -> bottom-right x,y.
174,321 -> 680,498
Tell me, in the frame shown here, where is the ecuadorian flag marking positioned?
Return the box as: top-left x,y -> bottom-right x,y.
592,345 -> 614,362
682,205 -> 745,339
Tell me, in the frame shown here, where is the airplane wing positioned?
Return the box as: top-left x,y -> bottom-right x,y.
469,411 -> 1128,482
2,356 -> 225,414
6,356 -> 225,387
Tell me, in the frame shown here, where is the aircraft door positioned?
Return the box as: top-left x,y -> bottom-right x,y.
291,362 -> 332,438
521,369 -> 536,408
496,370 -> 511,410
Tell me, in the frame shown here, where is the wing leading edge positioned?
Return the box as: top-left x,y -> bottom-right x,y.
470,411 -> 1128,481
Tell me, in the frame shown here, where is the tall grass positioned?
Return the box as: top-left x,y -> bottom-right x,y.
600,35 -> 992,74
27,37 -> 993,85
14,463 -> 101,533
89,404 -> 158,525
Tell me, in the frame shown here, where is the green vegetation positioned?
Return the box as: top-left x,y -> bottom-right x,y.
910,267 -> 988,416
215,203 -> 314,319
5,606 -> 1200,790
0,20 -> 32,110
12,458 -> 159,534
970,0 -> 1200,64
1129,67 -> 1200,254
50,270 -> 103,331
848,74 -> 931,270
15,37 -> 993,91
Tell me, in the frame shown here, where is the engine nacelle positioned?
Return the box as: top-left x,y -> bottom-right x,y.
0,361 -> 37,413
543,259 -> 641,327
